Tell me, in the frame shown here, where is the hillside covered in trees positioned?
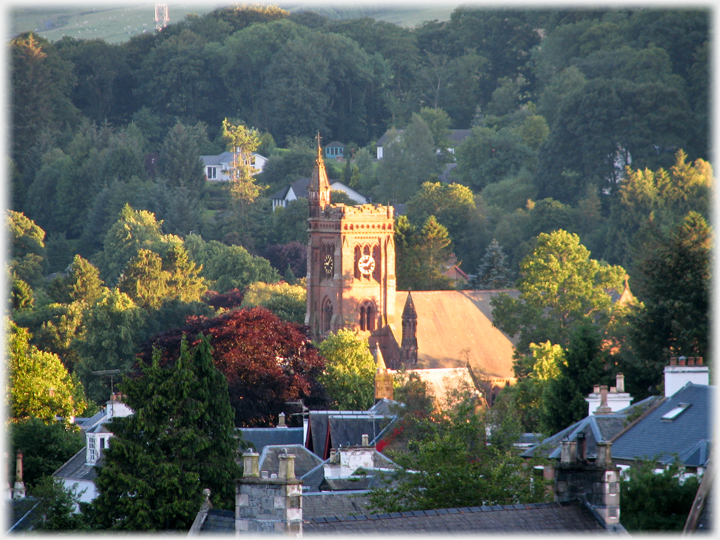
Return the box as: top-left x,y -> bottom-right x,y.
8,1 -> 710,467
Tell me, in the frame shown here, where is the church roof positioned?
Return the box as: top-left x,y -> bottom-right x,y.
393,290 -> 518,379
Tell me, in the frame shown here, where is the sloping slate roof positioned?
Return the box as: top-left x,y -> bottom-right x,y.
306,411 -> 396,459
303,491 -> 371,519
269,184 -> 292,200
53,447 -> 97,482
328,415 -> 394,450
368,398 -> 402,416
259,445 -> 322,478
522,395 -> 662,459
448,129 -> 472,144
199,508 -> 234,533
393,290 -> 518,377
7,497 -> 41,532
304,501 -> 608,533
611,383 -> 712,467
238,427 -> 303,453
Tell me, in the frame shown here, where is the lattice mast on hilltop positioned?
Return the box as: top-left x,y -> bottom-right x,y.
154,4 -> 169,31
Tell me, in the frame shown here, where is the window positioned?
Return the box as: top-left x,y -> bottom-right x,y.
661,403 -> 690,421
207,166 -> 217,179
88,437 -> 97,463
359,300 -> 376,331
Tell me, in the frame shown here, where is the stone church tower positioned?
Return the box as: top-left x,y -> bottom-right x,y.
305,138 -> 396,340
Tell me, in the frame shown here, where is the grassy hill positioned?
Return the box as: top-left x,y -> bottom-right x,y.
9,3 -> 458,44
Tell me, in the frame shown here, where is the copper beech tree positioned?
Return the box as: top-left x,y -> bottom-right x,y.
138,307 -> 329,426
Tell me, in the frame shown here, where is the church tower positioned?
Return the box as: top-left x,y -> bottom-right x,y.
399,291 -> 418,366
305,136 -> 396,341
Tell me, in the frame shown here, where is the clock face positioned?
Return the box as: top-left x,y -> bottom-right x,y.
358,254 -> 375,275
324,255 -> 334,277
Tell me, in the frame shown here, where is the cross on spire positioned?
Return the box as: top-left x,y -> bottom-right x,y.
316,132 -> 322,150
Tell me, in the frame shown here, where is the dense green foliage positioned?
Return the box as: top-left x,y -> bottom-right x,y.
369,388 -> 551,512
620,460 -> 700,531
317,329 -> 376,410
9,418 -> 84,489
90,335 -> 240,530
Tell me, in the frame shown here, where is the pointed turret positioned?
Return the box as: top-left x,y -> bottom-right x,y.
373,344 -> 394,402
400,291 -> 418,366
307,133 -> 331,217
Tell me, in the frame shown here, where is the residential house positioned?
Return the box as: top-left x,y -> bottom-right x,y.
523,358 -> 712,478
201,151 -> 267,181
323,141 -> 345,160
52,394 -> 133,505
375,129 -> 472,159
189,444 -> 624,534
269,177 -> 369,211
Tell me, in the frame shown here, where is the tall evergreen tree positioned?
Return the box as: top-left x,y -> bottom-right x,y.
472,239 -> 511,289
90,334 -> 240,530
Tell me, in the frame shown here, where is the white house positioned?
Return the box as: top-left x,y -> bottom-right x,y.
201,151 -> 268,181
269,177 -> 370,211
53,394 -> 133,505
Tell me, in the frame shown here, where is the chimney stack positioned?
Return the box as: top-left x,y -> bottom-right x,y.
236,450 -> 302,534
594,385 -> 613,415
615,373 -> 625,393
576,432 -> 587,462
362,434 -> 369,446
664,355 -> 709,397
13,451 -> 26,500
277,412 -> 287,428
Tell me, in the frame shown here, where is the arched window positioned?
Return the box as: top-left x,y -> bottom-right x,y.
359,300 -> 376,332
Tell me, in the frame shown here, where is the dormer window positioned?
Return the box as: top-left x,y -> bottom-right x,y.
661,403 -> 690,421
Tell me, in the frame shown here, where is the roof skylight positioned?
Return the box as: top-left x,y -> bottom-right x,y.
661,403 -> 690,421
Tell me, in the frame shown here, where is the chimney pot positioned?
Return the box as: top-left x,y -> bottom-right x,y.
593,385 -> 600,394
687,357 -> 695,366
679,356 -> 686,366
261,470 -> 269,479
597,441 -> 612,466
697,357 -> 703,365
278,453 -> 296,480
670,357 -> 677,366
242,450 -> 260,477
362,434 -> 369,446
561,440 -> 571,464
277,412 -> 287,428
576,432 -> 587,462
616,373 -> 625,393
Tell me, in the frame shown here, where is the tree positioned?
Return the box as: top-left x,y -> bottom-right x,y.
317,329 -> 375,410
94,204 -> 180,285
376,115 -> 438,203
620,459 -> 700,532
158,121 -> 207,192
491,230 -> 626,376
626,212 -> 711,391
405,181 -> 475,243
91,334 -> 240,530
184,234 -> 280,293
9,418 -> 84,489
369,389 -> 550,512
471,239 -> 511,289
221,119 -> 262,215
74,288 -> 147,403
138,307 -> 328,426
240,281 -> 306,324
8,210 -> 47,287
117,245 -> 206,310
8,320 -> 87,423
33,476 -> 91,530
395,215 -> 454,291
262,241 -> 307,278
540,321 -> 605,434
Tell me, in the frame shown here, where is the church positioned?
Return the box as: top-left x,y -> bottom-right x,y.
304,139 -> 516,388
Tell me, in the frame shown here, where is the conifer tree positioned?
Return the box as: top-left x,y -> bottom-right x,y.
472,239 -> 511,289
90,334 -> 240,531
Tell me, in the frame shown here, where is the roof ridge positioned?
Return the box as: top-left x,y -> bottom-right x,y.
306,502 -> 564,523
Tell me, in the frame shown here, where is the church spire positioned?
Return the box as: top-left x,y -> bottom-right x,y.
307,133 -> 331,217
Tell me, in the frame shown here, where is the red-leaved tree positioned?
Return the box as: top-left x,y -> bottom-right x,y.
137,307 -> 328,426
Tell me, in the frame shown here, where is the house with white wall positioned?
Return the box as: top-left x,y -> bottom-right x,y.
53,394 -> 133,505
201,151 -> 267,181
